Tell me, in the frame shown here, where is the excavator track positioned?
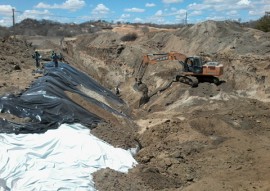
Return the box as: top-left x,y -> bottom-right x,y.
212,77 -> 220,85
177,75 -> 198,87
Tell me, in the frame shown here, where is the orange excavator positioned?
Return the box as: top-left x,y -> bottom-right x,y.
133,52 -> 223,105
135,51 -> 223,87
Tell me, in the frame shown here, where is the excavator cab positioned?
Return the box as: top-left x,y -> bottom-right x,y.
184,56 -> 203,74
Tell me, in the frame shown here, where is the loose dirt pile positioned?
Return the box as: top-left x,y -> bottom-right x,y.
0,37 -> 36,95
0,37 -> 40,122
1,20 -> 270,190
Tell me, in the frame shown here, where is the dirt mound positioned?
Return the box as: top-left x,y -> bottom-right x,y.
134,21 -> 270,101
0,37 -> 36,96
152,20 -> 270,55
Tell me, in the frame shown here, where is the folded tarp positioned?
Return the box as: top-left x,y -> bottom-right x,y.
0,123 -> 137,191
0,62 -> 124,133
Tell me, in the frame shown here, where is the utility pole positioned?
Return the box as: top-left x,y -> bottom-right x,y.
12,8 -> 16,38
12,8 -> 15,27
185,11 -> 188,26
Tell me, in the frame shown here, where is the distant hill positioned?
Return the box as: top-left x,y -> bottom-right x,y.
0,15 -> 269,38
0,19 -> 115,37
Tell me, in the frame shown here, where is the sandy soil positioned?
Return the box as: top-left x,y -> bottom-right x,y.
1,21 -> 270,190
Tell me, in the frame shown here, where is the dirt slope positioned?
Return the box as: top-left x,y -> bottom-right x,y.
143,20 -> 270,55
0,37 -> 37,95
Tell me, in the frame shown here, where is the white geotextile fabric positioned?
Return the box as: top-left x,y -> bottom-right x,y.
0,123 -> 137,191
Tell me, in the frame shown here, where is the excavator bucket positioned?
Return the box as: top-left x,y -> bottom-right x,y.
133,82 -> 149,106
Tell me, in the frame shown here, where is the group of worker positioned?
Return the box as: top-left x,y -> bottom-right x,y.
32,50 -> 64,69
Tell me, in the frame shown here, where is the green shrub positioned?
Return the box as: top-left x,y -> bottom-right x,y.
255,15 -> 270,32
120,33 -> 138,41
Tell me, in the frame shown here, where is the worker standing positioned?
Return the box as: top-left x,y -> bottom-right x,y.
115,85 -> 120,96
51,51 -> 59,67
32,51 -> 41,68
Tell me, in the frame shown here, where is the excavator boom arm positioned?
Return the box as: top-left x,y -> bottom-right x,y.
135,52 -> 187,83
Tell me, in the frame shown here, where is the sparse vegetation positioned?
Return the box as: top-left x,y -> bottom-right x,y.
255,15 -> 270,32
243,15 -> 270,32
141,26 -> 149,34
0,18 -> 105,37
120,32 -> 138,41
0,26 -> 10,38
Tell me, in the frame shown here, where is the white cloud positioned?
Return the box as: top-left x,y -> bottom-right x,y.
0,19 -> 5,25
0,17 -> 12,26
120,14 -> 130,19
176,9 -> 186,15
12,9 -> 55,24
134,17 -> 143,22
145,3 -> 156,7
174,9 -> 187,21
35,0 -> 85,11
206,15 -> 225,21
92,4 -> 110,15
0,7 -> 54,26
188,3 -> 211,11
155,18 -> 165,23
189,10 -> 202,16
264,4 -> 270,11
124,8 -> 145,13
116,14 -> 131,22
204,0 -> 226,3
171,7 -> 177,11
155,10 -> 163,17
162,0 -> 183,3
237,0 -> 250,6
185,0 -> 264,22
0,5 -> 13,16
188,0 -> 252,12
248,10 -> 264,16
227,10 -> 238,15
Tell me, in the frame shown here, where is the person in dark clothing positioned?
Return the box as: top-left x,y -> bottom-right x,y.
51,52 -> 59,67
32,51 -> 41,68
115,85 -> 120,96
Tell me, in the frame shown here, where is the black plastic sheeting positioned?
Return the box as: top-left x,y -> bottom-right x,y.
0,62 -> 125,134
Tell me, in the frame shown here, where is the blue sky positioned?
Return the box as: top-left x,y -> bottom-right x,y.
0,0 -> 269,26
